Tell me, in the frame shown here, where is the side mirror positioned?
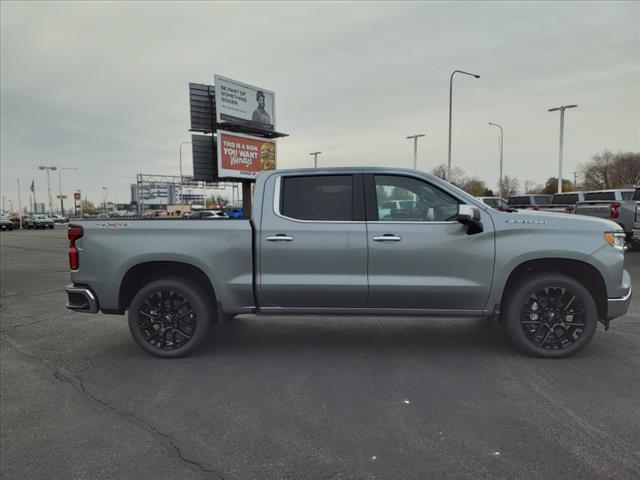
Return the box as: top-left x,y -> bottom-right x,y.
457,204 -> 483,234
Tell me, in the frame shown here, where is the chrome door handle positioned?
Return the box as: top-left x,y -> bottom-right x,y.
266,234 -> 293,242
373,234 -> 402,242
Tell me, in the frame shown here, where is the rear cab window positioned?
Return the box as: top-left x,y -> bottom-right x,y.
551,194 -> 579,204
585,192 -> 615,201
508,196 -> 531,206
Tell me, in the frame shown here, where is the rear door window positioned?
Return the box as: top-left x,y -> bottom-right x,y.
281,175 -> 353,221
534,196 -> 551,205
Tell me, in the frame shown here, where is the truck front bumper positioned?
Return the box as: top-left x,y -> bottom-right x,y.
65,284 -> 99,313
607,270 -> 632,320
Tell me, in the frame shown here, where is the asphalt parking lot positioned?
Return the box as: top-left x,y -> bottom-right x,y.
1,228 -> 639,480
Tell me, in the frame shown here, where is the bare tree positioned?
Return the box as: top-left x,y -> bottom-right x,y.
609,152 -> 640,187
581,150 -> 615,190
497,175 -> 520,197
431,164 -> 466,186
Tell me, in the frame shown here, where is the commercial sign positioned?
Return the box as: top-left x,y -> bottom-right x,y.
74,192 -> 81,200
214,75 -> 275,132
217,130 -> 276,179
56,194 -> 68,200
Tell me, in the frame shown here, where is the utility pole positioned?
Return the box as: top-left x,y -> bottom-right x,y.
17,179 -> 23,229
310,151 -> 322,168
38,166 -> 57,217
179,141 -> 191,213
488,122 -> 504,198
548,105 -> 578,193
448,69 -> 480,181
406,134 -> 426,170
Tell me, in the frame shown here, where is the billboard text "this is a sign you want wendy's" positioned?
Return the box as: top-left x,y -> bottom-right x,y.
217,130 -> 276,179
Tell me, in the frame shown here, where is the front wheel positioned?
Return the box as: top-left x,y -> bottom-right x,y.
128,277 -> 211,358
503,273 -> 598,358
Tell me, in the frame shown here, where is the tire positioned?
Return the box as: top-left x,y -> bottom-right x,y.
503,273 -> 598,358
128,277 -> 211,358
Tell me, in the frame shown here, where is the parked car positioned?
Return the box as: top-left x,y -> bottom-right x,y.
0,215 -> 15,231
476,196 -> 510,211
26,214 -> 55,229
575,189 -> 635,241
378,199 -> 419,220
507,194 -> 552,210
539,192 -> 587,214
53,215 -> 70,227
632,187 -> 639,244
186,210 -> 228,219
224,208 -> 245,219
65,167 -> 631,359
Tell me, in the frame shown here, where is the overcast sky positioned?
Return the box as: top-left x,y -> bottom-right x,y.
1,1 -> 639,209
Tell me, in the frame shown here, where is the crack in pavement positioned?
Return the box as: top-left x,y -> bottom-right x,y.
1,333 -> 228,480
0,314 -> 65,334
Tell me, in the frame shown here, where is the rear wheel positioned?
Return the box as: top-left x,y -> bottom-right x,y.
503,273 -> 598,358
128,277 -> 211,358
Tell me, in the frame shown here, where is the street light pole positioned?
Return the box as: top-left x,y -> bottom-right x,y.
488,122 -> 504,198
38,166 -> 57,217
102,186 -> 108,213
406,134 -> 426,170
310,151 -> 322,168
57,167 -> 77,215
448,69 -> 480,181
548,104 -> 578,193
179,141 -> 192,212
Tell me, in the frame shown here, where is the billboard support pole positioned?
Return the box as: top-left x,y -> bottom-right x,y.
242,181 -> 252,219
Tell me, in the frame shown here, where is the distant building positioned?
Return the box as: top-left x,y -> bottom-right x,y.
130,183 -> 204,210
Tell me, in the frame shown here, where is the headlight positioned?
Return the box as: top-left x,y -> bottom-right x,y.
604,231 -> 626,250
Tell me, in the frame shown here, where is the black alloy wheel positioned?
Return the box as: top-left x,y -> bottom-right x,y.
128,278 -> 210,358
504,273 -> 598,358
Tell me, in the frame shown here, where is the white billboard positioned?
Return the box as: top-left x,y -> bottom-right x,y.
214,75 -> 275,132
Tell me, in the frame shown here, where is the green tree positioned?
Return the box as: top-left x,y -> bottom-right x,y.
540,177 -> 575,194
460,178 -> 487,196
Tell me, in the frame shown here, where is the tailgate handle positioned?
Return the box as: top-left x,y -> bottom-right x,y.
373,234 -> 402,242
266,234 -> 293,242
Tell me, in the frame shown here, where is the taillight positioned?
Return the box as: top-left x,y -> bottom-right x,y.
68,226 -> 83,270
565,206 -> 575,214
610,202 -> 621,219
533,206 -> 540,211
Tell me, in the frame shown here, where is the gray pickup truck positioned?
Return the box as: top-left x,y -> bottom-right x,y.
64,168 -> 632,359
575,189 -> 635,241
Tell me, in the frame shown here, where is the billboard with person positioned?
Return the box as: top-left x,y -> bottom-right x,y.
214,75 -> 275,132
216,130 -> 276,179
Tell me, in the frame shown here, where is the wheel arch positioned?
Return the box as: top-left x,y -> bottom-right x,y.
118,261 -> 217,313
500,258 -> 607,320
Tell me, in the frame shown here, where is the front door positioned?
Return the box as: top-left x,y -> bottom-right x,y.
259,173 -> 368,309
366,174 -> 495,312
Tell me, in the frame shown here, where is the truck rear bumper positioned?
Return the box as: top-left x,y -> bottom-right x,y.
65,284 -> 99,313
607,270 -> 632,320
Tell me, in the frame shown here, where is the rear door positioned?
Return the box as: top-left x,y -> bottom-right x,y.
258,173 -> 368,309
365,173 -> 495,312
